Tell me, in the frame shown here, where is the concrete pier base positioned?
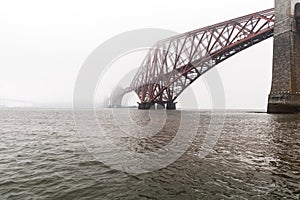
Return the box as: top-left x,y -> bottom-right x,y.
268,93 -> 300,113
138,102 -> 176,110
138,102 -> 155,110
166,102 -> 176,110
267,103 -> 300,113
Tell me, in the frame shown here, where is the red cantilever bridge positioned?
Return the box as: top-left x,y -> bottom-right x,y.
113,8 -> 276,110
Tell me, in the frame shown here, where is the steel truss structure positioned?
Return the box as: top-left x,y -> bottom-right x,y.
130,8 -> 275,104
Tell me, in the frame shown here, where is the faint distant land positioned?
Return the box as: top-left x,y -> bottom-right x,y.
0,98 -> 74,109
0,98 -> 35,108
0,97 -> 36,108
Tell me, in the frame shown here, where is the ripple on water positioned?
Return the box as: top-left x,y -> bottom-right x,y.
0,110 -> 300,199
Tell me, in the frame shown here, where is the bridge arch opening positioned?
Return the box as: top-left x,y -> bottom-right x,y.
121,91 -> 140,108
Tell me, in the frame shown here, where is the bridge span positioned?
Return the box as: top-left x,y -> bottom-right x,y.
113,0 -> 300,113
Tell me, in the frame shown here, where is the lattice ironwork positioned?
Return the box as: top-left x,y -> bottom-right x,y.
130,8 -> 275,103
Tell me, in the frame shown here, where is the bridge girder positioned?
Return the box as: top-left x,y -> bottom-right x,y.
130,8 -> 275,104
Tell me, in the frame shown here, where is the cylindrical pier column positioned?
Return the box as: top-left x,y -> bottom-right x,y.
138,102 -> 155,110
166,102 -> 176,110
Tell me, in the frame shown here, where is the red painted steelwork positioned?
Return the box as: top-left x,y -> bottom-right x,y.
130,8 -> 275,104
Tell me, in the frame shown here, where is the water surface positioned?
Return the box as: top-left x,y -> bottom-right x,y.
0,109 -> 300,199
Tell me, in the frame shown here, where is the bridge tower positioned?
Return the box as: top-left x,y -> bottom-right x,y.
268,0 -> 300,113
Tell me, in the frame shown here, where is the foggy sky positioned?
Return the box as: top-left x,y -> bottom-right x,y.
0,0 -> 274,110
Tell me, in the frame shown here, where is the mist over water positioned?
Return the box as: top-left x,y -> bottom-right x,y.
0,110 -> 299,199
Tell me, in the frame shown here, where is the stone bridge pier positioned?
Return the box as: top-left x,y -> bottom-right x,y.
268,0 -> 300,113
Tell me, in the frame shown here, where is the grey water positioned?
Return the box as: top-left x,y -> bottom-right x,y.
0,109 -> 300,199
